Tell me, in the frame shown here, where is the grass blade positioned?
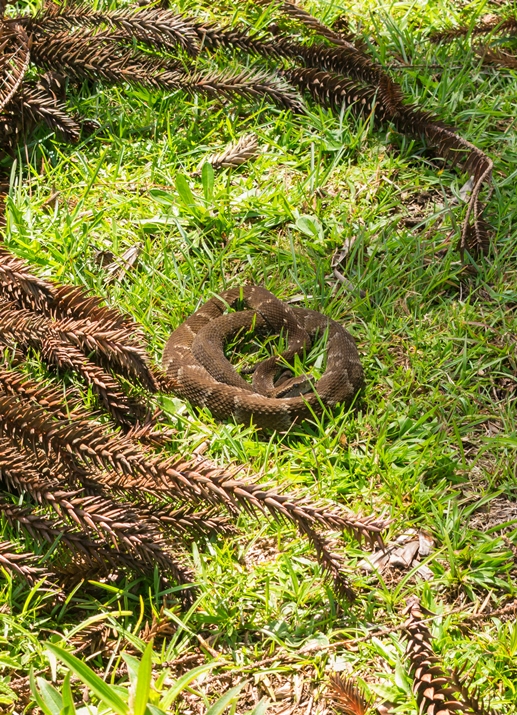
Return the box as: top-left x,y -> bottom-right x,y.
160,662 -> 217,709
205,683 -> 245,715
132,640 -> 154,715
45,643 -> 129,715
29,670 -> 62,715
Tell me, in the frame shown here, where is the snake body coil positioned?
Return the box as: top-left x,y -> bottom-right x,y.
163,286 -> 363,431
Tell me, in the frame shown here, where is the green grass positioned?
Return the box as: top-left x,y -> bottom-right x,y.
2,0 -> 517,711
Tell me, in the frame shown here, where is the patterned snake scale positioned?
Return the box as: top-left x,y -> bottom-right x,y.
163,286 -> 364,431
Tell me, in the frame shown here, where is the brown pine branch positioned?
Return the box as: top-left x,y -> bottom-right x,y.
55,493 -> 193,581
0,335 -> 25,367
0,365 -> 154,473
277,41 -> 393,101
283,67 -> 387,120
0,247 -> 158,390
0,293 -> 157,392
124,419 -> 176,447
0,494 -> 193,585
22,6 -> 201,56
49,284 -> 150,346
0,247 -> 55,311
0,435 -> 209,589
392,106 -> 493,256
30,27 -> 302,112
0,380 -> 388,583
139,501 -> 235,538
15,81 -> 80,142
0,296 -> 53,343
0,496 -> 138,572
0,24 -> 31,112
0,299 -> 152,420
270,0 -> 355,48
69,475 -> 236,537
141,456 -> 390,548
270,21 -> 493,256
272,35 -> 493,256
203,133 -> 260,169
403,597 -> 492,715
0,437 -> 180,560
0,364 -> 79,421
100,451 -> 390,548
298,520 -> 355,599
42,332 -> 150,426
192,21 -> 281,58
476,44 -> 517,69
5,26 -> 302,130
278,39 -> 412,130
0,539 -> 46,584
69,620 -> 117,656
430,16 -> 517,42
48,285 -> 160,391
0,435 -> 85,500
0,427 -> 197,590
452,666 -> 499,715
29,29 -> 184,88
0,392 -> 225,504
0,368 -> 129,491
53,316 -> 157,390
177,67 -> 305,112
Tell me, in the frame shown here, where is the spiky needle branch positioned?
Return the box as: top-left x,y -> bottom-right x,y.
430,12 -> 517,72
1,0 -> 494,256
430,13 -> 517,42
0,0 -> 304,148
265,1 -> 493,256
0,246 -> 388,598
200,133 -> 260,171
0,0 -> 498,592
404,597 -> 497,715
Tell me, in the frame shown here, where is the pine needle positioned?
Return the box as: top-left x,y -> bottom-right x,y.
0,539 -> 46,584
203,133 -> 260,170
0,24 -> 30,112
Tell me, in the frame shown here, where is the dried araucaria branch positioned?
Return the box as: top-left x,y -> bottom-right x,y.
203,133 -> 260,170
1,1 -> 495,255
0,247 -> 387,597
404,597 -> 497,715
327,674 -> 371,715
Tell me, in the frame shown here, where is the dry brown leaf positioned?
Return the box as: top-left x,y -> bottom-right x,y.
327,675 -> 370,715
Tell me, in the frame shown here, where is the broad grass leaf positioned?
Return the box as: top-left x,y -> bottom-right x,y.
159,662 -> 217,709
122,653 -> 141,685
295,215 -> 324,242
132,641 -> 154,715
205,682 -> 245,715
244,698 -> 269,715
61,672 -> 76,715
0,653 -> 22,669
45,644 -> 128,715
147,706 -> 168,715
394,662 -> 412,694
176,175 -> 196,207
149,189 -> 175,205
202,163 -> 214,203
29,670 -> 62,715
